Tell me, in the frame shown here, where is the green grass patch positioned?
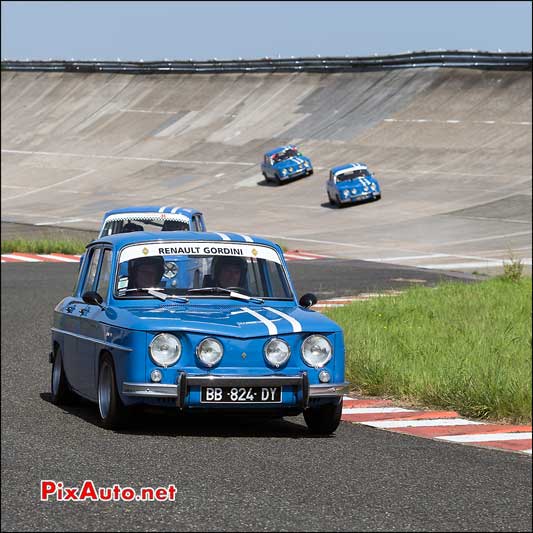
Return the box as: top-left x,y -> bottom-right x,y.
324,277 -> 532,423
1,238 -> 87,255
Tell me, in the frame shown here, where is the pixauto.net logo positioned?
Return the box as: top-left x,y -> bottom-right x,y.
40,480 -> 177,502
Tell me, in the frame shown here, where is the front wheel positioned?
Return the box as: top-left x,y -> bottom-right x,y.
307,169 -> 314,176
274,174 -> 281,185
304,398 -> 343,435
98,354 -> 128,429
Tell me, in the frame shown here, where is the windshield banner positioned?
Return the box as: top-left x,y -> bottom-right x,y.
120,242 -> 282,264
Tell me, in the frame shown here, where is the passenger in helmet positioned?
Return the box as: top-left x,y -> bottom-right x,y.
212,256 -> 247,289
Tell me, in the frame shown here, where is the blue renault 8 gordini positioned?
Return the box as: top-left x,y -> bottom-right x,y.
50,231 -> 348,434
79,205 -> 207,273
327,163 -> 381,207
261,145 -> 313,185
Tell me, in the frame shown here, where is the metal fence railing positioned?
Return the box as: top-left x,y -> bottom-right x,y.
1,50 -> 531,74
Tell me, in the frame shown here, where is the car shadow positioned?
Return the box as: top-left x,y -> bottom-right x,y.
320,197 -> 380,209
256,179 -> 278,187
40,392 -> 331,439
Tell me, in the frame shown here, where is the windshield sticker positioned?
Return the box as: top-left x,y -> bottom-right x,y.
120,242 -> 282,264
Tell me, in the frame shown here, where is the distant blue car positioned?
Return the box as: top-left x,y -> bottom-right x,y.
326,163 -> 381,207
51,231 -> 348,434
261,145 -> 313,184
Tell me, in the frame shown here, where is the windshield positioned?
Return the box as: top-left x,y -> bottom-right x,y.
335,169 -> 370,182
100,214 -> 191,237
115,241 -> 293,300
273,148 -> 299,162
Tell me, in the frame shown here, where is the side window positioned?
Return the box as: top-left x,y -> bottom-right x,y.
192,215 -> 204,232
82,248 -> 102,295
95,249 -> 112,301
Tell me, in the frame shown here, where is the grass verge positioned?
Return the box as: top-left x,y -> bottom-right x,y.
1,239 -> 87,255
324,277 -> 532,423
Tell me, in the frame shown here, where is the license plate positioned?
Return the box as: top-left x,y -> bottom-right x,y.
201,386 -> 282,403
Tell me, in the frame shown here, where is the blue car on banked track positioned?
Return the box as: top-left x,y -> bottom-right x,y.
326,163 -> 381,207
261,145 -> 313,184
50,231 -> 348,434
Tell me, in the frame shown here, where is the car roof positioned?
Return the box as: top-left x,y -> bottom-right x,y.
102,206 -> 202,219
331,163 -> 368,175
88,231 -> 280,250
264,145 -> 297,157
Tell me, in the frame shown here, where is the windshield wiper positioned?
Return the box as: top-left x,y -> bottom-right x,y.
118,288 -> 189,302
187,286 -> 264,304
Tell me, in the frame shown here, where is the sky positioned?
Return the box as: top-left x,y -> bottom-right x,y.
1,1 -> 531,61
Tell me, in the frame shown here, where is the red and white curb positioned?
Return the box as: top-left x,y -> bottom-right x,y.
1,253 -> 81,263
314,291 -> 403,309
342,396 -> 532,456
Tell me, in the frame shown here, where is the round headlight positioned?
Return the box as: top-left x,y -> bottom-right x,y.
264,338 -> 290,368
149,333 -> 182,367
304,161 -> 309,167
343,190 -> 349,197
289,167 -> 293,172
196,338 -> 223,367
301,335 -> 332,368
282,169 -> 288,176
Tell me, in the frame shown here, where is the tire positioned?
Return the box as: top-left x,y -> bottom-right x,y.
98,353 -> 128,429
50,347 -> 75,405
307,169 -> 314,176
304,398 -> 343,435
262,172 -> 269,182
327,191 -> 335,205
274,174 -> 281,186
374,193 -> 381,201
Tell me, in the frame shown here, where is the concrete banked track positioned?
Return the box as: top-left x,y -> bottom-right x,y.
1,68 -> 531,271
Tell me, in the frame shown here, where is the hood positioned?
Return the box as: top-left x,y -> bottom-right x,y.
336,176 -> 378,193
273,156 -> 310,170
110,302 -> 340,338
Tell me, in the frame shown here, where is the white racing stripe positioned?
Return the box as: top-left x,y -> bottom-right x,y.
265,307 -> 302,333
236,233 -> 253,243
215,232 -> 231,241
158,206 -> 168,213
361,418 -> 485,429
170,206 -> 181,213
342,407 -> 415,415
241,307 -> 277,335
435,432 -> 532,443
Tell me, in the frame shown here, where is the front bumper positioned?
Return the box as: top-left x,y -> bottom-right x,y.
123,372 -> 349,409
340,191 -> 379,203
280,168 -> 310,179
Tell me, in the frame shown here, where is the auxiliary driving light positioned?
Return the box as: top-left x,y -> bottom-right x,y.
150,369 -> 162,382
318,370 -> 331,383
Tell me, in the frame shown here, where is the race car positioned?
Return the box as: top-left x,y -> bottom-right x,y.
51,231 -> 348,434
98,206 -> 206,237
79,206 -> 207,266
261,145 -> 313,184
326,163 -> 381,207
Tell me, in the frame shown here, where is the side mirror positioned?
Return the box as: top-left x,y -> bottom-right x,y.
82,291 -> 104,308
299,293 -> 317,309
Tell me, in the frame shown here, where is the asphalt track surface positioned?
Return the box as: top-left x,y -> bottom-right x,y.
2,264 -> 531,532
